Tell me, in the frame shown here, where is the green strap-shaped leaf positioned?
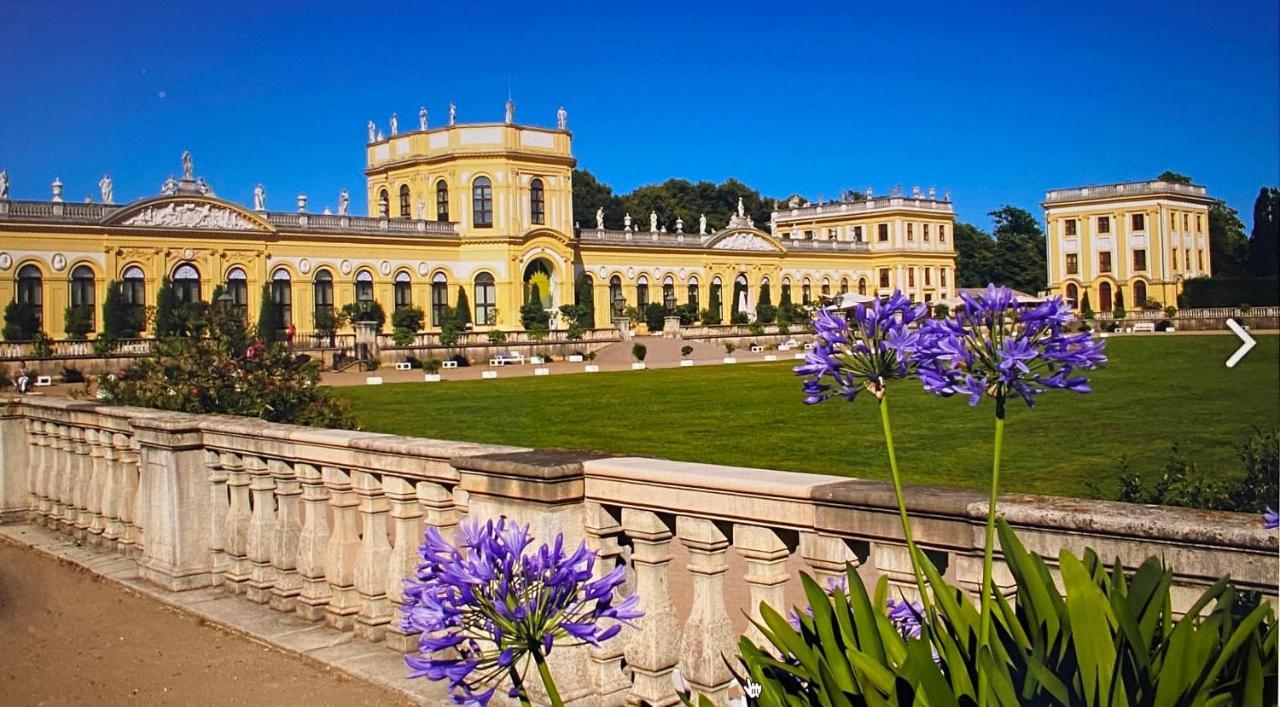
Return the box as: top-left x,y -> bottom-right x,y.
1060,550 -> 1124,707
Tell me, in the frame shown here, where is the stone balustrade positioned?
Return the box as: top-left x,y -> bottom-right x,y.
0,396 -> 1275,706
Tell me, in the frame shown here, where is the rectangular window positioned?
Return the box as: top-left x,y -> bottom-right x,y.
1131,213 -> 1145,231
852,225 -> 863,241
1198,250 -> 1204,270
908,268 -> 915,287
1196,214 -> 1202,232
907,223 -> 914,241
1186,249 -> 1191,269
1172,250 -> 1178,269
1066,253 -> 1079,275
1133,249 -> 1146,271
940,268 -> 947,287
924,268 -> 931,286
1099,252 -> 1112,273
939,224 -> 946,242
1170,212 -> 1178,232
804,230 -> 814,240
1065,219 -> 1077,236
1184,214 -> 1189,231
1098,216 -> 1111,234
879,268 -> 890,288
923,224 -> 931,241
878,224 -> 889,242
827,228 -> 837,240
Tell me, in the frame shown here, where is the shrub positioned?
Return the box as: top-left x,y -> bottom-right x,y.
341,300 -> 386,332
391,306 -> 424,346
631,343 -> 647,361
1114,289 -> 1127,319
3,301 -> 40,341
454,287 -> 472,328
1164,305 -> 1178,318
680,345 -> 693,358
724,342 -> 736,355
487,329 -> 508,345
702,290 -> 723,325
776,320 -> 790,336
61,367 -> 85,384
448,353 -> 470,367
932,302 -> 950,318
730,311 -> 749,325
31,331 -> 52,358
1143,297 -> 1164,311
1181,275 -> 1280,307
438,306 -> 463,346
152,276 -> 183,338
424,358 -> 441,374
102,279 -> 143,341
64,306 -> 93,340
747,322 -> 765,336
521,284 -> 550,334
755,282 -> 776,324
643,302 -> 666,332
1080,291 -> 1095,320
1108,429 -> 1278,513
674,303 -> 699,325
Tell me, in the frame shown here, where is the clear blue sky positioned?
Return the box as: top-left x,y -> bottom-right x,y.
1,0 -> 1276,230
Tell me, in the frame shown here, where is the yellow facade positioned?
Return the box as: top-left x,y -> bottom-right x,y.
0,112 -> 958,339
1043,181 -> 1214,312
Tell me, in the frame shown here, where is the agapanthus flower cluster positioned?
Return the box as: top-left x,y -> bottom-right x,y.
402,518 -> 642,706
1264,507 -> 1278,530
913,285 -> 1107,407
886,598 -> 924,640
794,291 -> 928,404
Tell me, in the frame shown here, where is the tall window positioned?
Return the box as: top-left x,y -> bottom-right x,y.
1133,249 -> 1147,271
781,279 -> 791,303
1134,281 -> 1148,308
878,269 -> 890,288
70,265 -> 96,331
663,276 -> 676,309
939,225 -> 946,242
687,276 -> 699,308
1172,249 -> 1178,269
852,225 -> 863,242
923,224 -> 930,241
378,189 -> 389,217
1066,253 -> 1079,275
313,269 -> 334,322
924,268 -> 931,286
858,278 -> 867,295
399,185 -> 411,218
355,270 -> 374,303
224,267 -> 247,317
908,268 -> 915,287
878,224 -> 889,242
394,271 -> 412,310
1065,219 -> 1078,236
122,265 -> 146,330
1196,214 -> 1202,233
1097,216 -> 1111,234
472,176 -> 493,227
436,180 -> 449,221
840,278 -> 849,294
1197,250 -> 1204,270
1131,213 -> 1145,231
709,277 -> 722,317
1066,283 -> 1079,306
16,264 -> 43,330
821,278 -> 831,297
609,276 -> 624,315
1098,252 -> 1112,273
174,263 -> 201,305
474,273 -> 496,325
636,275 -> 649,309
907,223 -> 914,241
802,280 -> 812,305
1099,282 -> 1113,312
941,268 -> 948,287
431,273 -> 449,326
530,178 -> 545,225
270,269 -> 292,329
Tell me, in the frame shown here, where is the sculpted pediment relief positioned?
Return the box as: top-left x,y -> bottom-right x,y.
708,230 -> 784,253
109,199 -> 271,232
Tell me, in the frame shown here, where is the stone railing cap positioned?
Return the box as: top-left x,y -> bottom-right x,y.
586,456 -> 840,500
812,479 -> 987,515
351,434 -> 524,459
453,449 -> 606,480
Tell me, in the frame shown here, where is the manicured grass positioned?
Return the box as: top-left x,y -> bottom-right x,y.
339,334 -> 1280,499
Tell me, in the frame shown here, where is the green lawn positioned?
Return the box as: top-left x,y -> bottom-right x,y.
339,334 -> 1280,499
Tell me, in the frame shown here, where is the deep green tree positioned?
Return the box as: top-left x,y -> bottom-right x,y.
1248,187 -> 1279,277
702,289 -> 723,325
1114,288 -> 1127,320
2,301 -> 40,341
454,286 -> 472,328
989,205 -> 1047,293
521,284 -> 551,332
64,305 -> 93,340
755,281 -> 775,323
777,284 -> 795,325
101,279 -> 141,340
256,282 -> 282,342
1156,170 -> 1193,185
153,276 -> 183,338
1209,201 -> 1250,276
1081,291 -> 1094,320
954,223 -> 996,287
571,169 -> 625,230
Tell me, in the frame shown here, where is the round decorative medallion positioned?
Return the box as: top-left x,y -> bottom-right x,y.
597,267 -> 606,278
51,253 -> 66,271
0,253 -> 10,271
379,260 -> 391,276
417,262 -> 429,277
626,267 -> 634,278
298,258 -> 311,275
183,248 -> 194,260
340,259 -> 353,275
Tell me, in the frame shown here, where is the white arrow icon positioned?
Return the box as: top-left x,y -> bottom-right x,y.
1225,318 -> 1256,368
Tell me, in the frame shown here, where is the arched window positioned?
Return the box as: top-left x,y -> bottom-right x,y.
821,278 -> 831,297
636,275 -> 649,309
802,279 -> 812,305
732,274 -> 748,318
687,275 -> 699,308
355,270 -> 374,303
858,278 -> 867,295
314,269 -> 334,322
399,185 -> 411,219
663,275 -> 676,309
122,265 -> 146,333
378,189 -> 389,218
436,180 -> 449,221
173,263 -> 201,305
271,268 -> 292,330
609,275 -> 624,316
394,271 -> 412,310
1066,283 -> 1079,308
16,264 -> 43,331
224,267 -> 248,317
474,273 -> 496,325
1099,282 -> 1113,312
472,176 -> 493,227
530,178 -> 545,225
431,272 -> 449,327
840,277 -> 849,294
1133,281 -> 1147,308
710,276 -> 723,319
781,278 -> 792,303
70,265 -> 96,332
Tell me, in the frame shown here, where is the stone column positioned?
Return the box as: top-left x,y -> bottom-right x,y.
353,469 -> 392,641
222,452 -> 252,592
245,455 -> 279,604
0,407 -> 32,523
205,451 -> 230,583
621,508 -> 680,707
325,465 -> 362,630
735,524 -> 791,652
269,459 -> 303,613
295,463 -> 332,621
677,516 -> 736,702
133,414 -> 215,591
584,502 -> 632,703
383,475 -> 424,651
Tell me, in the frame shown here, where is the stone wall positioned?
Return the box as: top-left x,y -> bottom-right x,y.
1,396 -> 1274,706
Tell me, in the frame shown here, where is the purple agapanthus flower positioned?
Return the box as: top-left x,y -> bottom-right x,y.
1264,507 -> 1278,530
794,290 -> 928,404
913,284 -> 1107,408
788,575 -> 849,629
402,518 -> 642,706
886,598 -> 925,640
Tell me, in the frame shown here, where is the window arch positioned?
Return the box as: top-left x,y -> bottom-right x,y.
314,269 -> 334,322
378,189 -> 389,217
122,265 -> 146,332
1133,280 -> 1147,309
636,274 -> 649,309
821,278 -> 831,297
472,176 -> 493,227
1066,283 -> 1079,308
399,185 -> 411,218
687,275 -> 699,308
609,275 -> 624,316
271,268 -> 292,330
16,263 -> 43,331
70,265 -> 96,332
173,263 -> 201,305
1098,281 -> 1113,312
224,266 -> 248,316
355,270 -> 374,303
474,273 -> 496,325
840,277 -> 849,295
394,271 -> 412,310
431,272 -> 449,326
436,180 -> 449,221
662,275 -> 676,309
858,278 -> 867,295
530,178 -> 545,225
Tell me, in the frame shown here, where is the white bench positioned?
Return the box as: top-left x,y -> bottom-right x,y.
750,345 -> 764,353
530,355 -> 546,365
1132,322 -> 1155,333
803,342 -> 815,351
488,351 -> 525,367
442,360 -> 459,369
34,375 -> 53,387
394,361 -> 413,371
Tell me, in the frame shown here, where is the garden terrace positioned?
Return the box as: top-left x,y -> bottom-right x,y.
0,395 -> 1273,705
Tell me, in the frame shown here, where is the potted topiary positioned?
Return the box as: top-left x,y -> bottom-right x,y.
680,344 -> 694,367
424,357 -> 442,382
631,342 -> 647,370
723,341 -> 737,364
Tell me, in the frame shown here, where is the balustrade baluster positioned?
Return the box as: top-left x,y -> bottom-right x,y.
86,428 -> 107,545
71,426 -> 90,539
584,502 -> 632,702
734,524 -> 792,653
382,475 -> 423,651
245,455 -> 278,604
353,469 -> 392,641
205,451 -> 230,582
324,466 -> 362,630
50,424 -> 68,530
222,452 -> 252,592
295,463 -> 331,621
28,420 -> 49,525
99,430 -> 121,550
128,434 -> 146,554
676,516 -> 736,702
117,433 -> 141,557
269,459 -> 302,612
800,531 -> 858,589
621,508 -> 680,706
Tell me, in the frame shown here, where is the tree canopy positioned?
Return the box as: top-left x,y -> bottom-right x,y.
953,206 -> 1046,293
572,169 -> 779,233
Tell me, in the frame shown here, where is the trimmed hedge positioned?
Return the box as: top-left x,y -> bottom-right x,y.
1180,276 -> 1279,307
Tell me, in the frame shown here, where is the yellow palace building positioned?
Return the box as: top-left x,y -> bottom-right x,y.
0,103 -> 956,339
1043,180 -> 1214,312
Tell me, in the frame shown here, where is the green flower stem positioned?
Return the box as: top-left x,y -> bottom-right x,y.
977,394 -> 1007,707
508,664 -> 533,707
532,649 -> 564,707
878,396 -> 932,611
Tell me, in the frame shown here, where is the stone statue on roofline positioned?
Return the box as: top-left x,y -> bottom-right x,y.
624,212 -> 632,231
182,151 -> 194,180
595,207 -> 604,230
449,102 -> 457,125
699,213 -> 707,235
253,184 -> 266,211
557,106 -> 568,130
676,217 -> 684,233
339,188 -> 350,215
649,210 -> 658,233
390,113 -> 399,136
368,120 -> 376,143
162,175 -> 177,195
505,98 -> 515,124
0,169 -> 8,199
99,174 -> 113,204
419,106 -> 428,131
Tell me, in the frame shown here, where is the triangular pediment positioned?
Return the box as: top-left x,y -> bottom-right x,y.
104,195 -> 274,233
706,228 -> 785,253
